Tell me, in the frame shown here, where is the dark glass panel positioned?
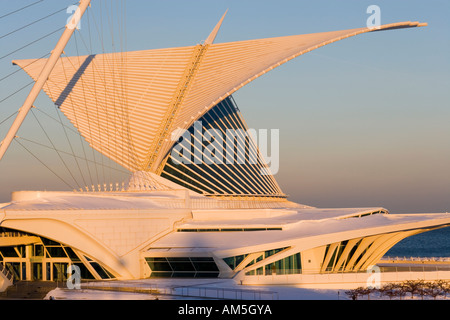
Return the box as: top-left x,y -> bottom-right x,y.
46,246 -> 67,258
46,263 -> 51,281
150,272 -> 173,278
90,262 -> 111,279
74,263 -> 95,280
34,244 -> 44,257
33,263 -> 43,281
41,238 -> 61,246
53,263 -> 68,281
172,272 -> 197,278
192,261 -> 219,272
0,247 -> 18,257
64,247 -> 80,261
146,257 -> 219,278
147,259 -> 172,272
169,261 -> 195,272
195,272 -> 219,278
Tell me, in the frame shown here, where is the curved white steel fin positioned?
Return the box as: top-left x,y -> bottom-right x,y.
11,21 -> 426,174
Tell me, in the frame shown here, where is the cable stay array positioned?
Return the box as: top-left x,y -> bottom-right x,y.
1,2 -> 419,197
0,0 -> 132,193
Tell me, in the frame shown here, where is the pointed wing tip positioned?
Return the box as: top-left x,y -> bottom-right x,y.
369,21 -> 428,33
204,10 -> 229,45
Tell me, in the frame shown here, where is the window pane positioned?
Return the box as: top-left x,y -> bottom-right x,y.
193,261 -> 219,272
34,245 -> 44,257
169,261 -> 195,272
0,247 -> 18,257
46,246 -> 67,258
74,263 -> 95,280
64,247 -> 80,261
90,262 -> 111,279
53,263 -> 68,281
41,238 -> 61,246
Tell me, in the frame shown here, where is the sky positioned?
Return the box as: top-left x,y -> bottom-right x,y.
0,0 -> 449,213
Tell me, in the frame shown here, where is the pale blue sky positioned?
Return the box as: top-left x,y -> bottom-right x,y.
0,0 -> 449,213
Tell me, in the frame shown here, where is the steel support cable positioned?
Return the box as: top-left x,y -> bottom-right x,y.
34,107 -> 79,135
116,0 -> 129,180
37,55 -> 94,189
119,0 -> 135,171
97,0 -> 109,181
30,108 -> 81,189
110,0 -> 135,177
15,136 -> 129,174
108,0 -> 119,182
120,0 -> 137,177
0,0 -> 43,20
83,8 -> 105,184
0,81 -> 34,105
72,30 -> 99,185
0,5 -> 74,40
85,4 -> 114,180
0,27 -> 64,62
56,104 -> 88,187
0,111 -> 18,127
0,53 -> 50,83
36,105 -> 126,185
112,0 -> 131,181
106,0 -> 128,178
41,70 -> 87,191
105,0 -> 119,183
58,48 -> 90,187
71,6 -> 130,183
88,2 -> 133,176
14,138 -> 75,190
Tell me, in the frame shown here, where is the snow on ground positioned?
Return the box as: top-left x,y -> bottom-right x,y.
44,278 -> 342,300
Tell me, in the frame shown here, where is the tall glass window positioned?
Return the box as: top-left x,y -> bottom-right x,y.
146,257 -> 219,278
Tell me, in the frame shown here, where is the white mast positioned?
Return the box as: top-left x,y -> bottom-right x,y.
0,0 -> 91,161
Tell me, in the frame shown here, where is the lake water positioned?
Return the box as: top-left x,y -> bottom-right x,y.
384,226 -> 450,258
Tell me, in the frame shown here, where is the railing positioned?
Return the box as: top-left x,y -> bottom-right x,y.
379,265 -> 450,273
245,260 -> 450,277
172,286 -> 279,300
0,231 -> 28,238
81,281 -> 278,300
0,262 -> 14,283
155,198 -> 303,210
381,256 -> 450,263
